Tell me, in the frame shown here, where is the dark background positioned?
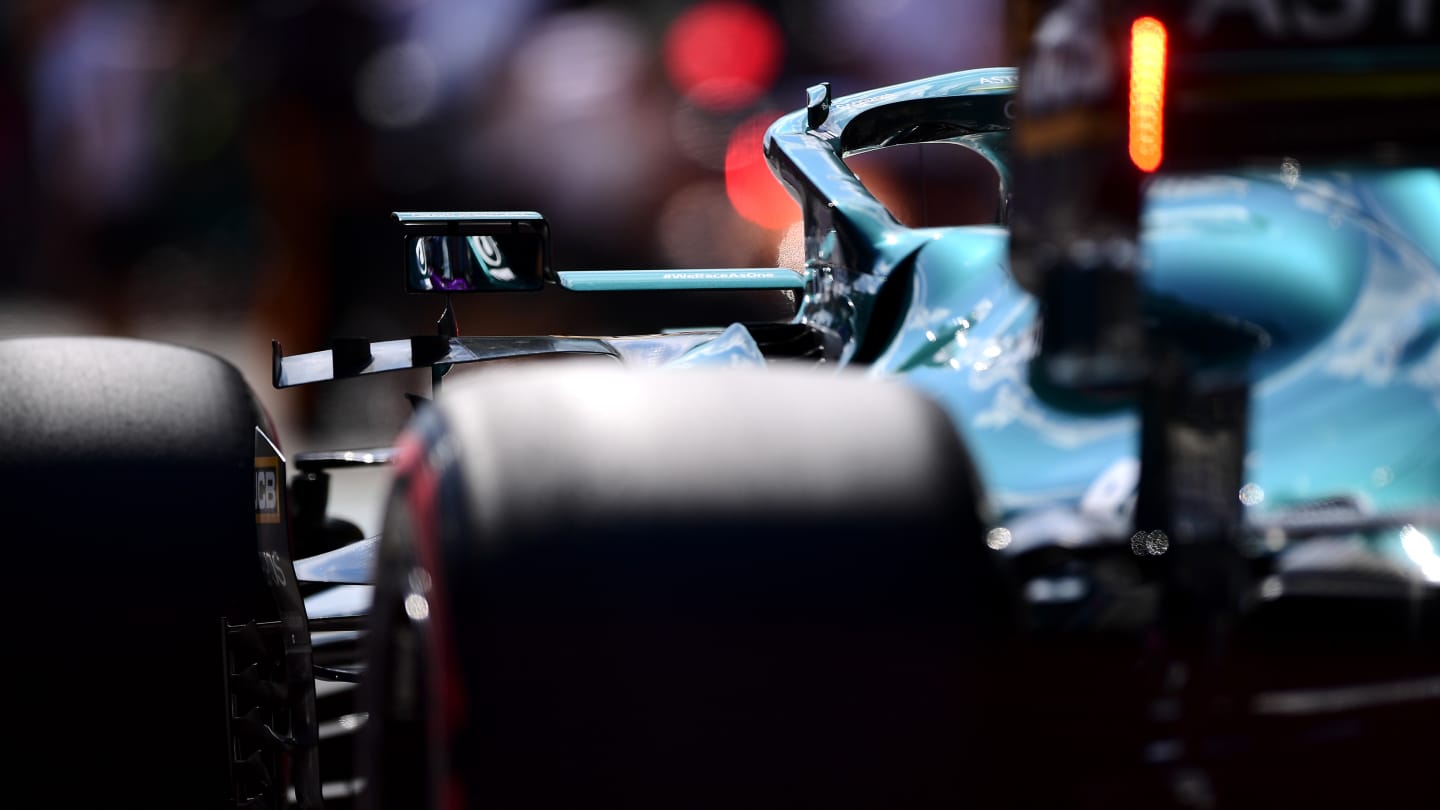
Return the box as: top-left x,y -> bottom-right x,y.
0,0 -> 1005,449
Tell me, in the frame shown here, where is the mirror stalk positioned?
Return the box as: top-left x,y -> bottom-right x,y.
432,296 -> 457,399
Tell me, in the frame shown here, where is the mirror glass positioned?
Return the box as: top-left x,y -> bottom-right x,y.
405,232 -> 545,292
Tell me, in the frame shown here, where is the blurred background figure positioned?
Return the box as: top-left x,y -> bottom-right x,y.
0,0 -> 1005,461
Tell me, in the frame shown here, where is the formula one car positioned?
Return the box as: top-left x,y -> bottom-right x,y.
3,2 -> 1436,808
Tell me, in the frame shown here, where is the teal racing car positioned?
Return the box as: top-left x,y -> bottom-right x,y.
4,3 -> 1437,807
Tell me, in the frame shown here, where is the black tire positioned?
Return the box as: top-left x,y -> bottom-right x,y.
0,337 -> 282,807
364,364 -> 1011,810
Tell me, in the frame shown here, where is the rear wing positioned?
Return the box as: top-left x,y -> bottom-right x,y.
1005,0 -> 1440,618
1136,1 -> 1440,170
1006,0 -> 1440,394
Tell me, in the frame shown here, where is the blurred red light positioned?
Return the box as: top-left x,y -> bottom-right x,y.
664,1 -> 782,111
725,111 -> 796,229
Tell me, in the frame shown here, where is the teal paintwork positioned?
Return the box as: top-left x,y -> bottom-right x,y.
557,268 -> 803,292
759,68 -> 1439,574
764,68 -> 1015,362
873,174 -> 1440,515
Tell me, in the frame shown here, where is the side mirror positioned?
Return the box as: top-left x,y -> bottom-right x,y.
394,211 -> 550,293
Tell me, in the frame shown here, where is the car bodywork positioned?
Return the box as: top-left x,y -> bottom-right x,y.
274,63 -> 1438,805
766,67 -> 1440,571
294,65 -> 1439,587
5,8 -> 1438,806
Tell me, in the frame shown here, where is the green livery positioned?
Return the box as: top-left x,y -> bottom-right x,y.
762,67 -> 1438,571
557,268 -> 803,292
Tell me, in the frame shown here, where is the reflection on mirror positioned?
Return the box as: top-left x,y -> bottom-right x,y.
406,232 -> 545,292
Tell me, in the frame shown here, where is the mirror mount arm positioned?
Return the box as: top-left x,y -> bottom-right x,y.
432,295 -> 458,398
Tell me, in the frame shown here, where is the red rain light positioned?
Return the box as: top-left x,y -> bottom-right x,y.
1129,16 -> 1166,173
664,1 -> 782,111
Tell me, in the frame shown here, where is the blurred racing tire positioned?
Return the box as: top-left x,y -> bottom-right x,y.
0,337 -> 296,808
363,365 -> 1011,810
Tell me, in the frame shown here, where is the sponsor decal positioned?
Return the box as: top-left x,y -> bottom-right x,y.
255,456 -> 282,524
661,271 -> 782,281
1187,0 -> 1434,40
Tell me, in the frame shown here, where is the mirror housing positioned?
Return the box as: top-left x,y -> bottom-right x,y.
394,211 -> 550,293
